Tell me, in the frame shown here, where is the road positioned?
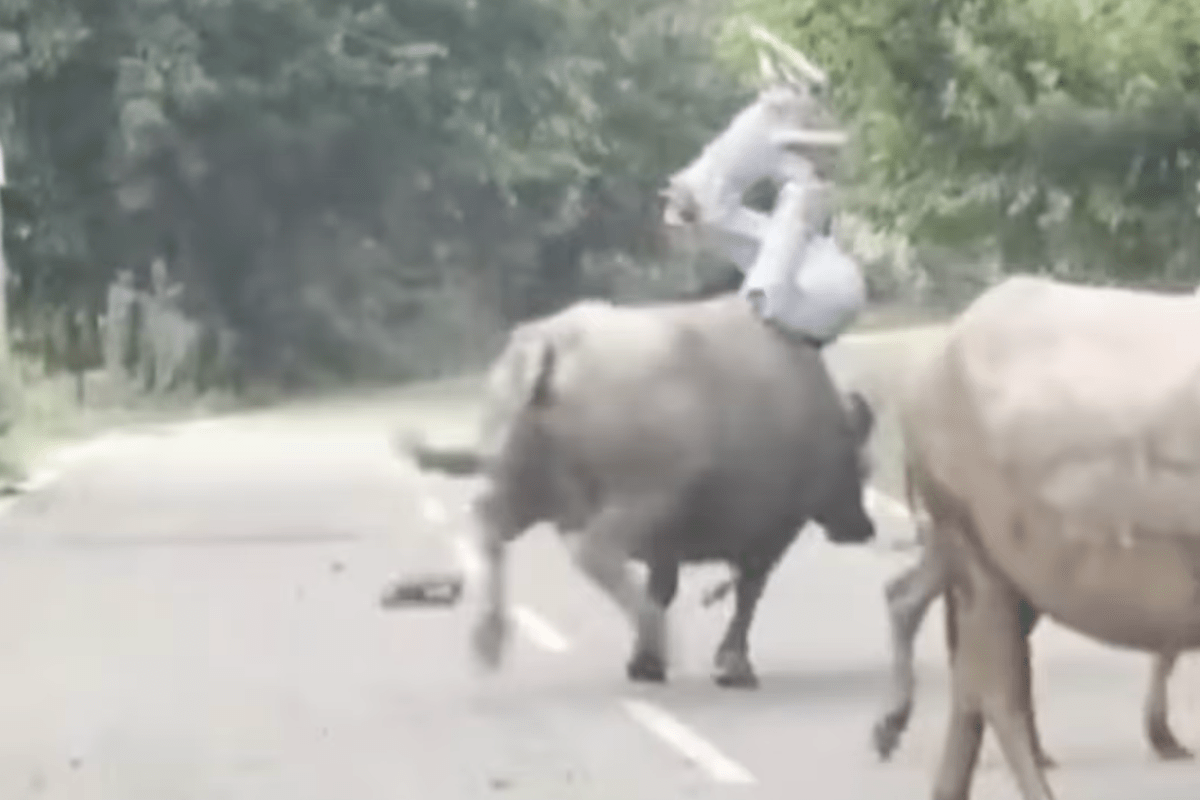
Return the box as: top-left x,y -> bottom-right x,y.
0,376 -> 1196,799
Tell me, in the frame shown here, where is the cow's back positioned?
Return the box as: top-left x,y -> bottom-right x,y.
903,275 -> 1200,650
951,277 -> 1200,464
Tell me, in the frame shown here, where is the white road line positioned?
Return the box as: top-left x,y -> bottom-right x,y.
183,419 -> 226,433
420,496 -> 449,525
451,534 -> 485,580
425,493 -> 573,653
511,605 -> 570,652
16,469 -> 60,493
865,486 -> 911,519
864,485 -> 922,553
1,430 -> 133,509
621,698 -> 756,785
450,534 -> 572,652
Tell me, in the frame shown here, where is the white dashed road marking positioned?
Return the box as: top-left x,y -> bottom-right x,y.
451,534 -> 485,579
416,475 -> 915,785
865,486 -> 910,519
864,486 -> 920,552
16,469 -> 60,493
420,496 -> 450,525
0,432 -> 134,514
622,698 -> 757,785
511,605 -> 570,653
420,493 -> 572,653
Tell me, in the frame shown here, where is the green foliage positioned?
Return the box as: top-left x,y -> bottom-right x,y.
6,0 -> 1200,397
724,0 -> 1200,283
0,0 -> 749,387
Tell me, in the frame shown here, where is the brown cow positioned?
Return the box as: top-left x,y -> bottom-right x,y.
901,274 -> 1200,800
417,293 -> 877,686
871,469 -> 1189,765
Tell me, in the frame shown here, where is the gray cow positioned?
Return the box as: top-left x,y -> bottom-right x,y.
402,293 -> 877,686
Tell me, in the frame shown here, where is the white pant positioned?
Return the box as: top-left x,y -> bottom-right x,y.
737,183 -> 865,343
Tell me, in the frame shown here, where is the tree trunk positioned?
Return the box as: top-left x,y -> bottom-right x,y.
0,200 -> 9,363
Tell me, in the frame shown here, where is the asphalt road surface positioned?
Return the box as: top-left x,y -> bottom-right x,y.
0,380 -> 1196,800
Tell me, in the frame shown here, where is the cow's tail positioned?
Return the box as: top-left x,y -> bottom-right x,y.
700,566 -> 740,608
902,453 -> 932,548
903,455 -> 918,520
391,335 -> 558,478
525,337 -> 557,407
469,335 -> 565,672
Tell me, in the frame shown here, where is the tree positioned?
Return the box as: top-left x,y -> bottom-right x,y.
0,0 -> 750,386
722,0 -> 1200,287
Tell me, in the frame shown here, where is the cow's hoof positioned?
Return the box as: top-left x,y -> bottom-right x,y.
1156,743 -> 1194,762
712,650 -> 758,689
871,705 -> 911,761
626,651 -> 667,683
1150,730 -> 1194,762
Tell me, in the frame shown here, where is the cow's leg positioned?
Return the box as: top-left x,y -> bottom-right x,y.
873,537 -> 1057,768
932,576 -> 985,800
1016,601 -> 1056,771
873,545 -> 945,760
647,561 -> 680,608
934,551 -> 1054,800
712,538 -> 791,689
1145,650 -> 1191,760
469,489 -> 521,670
712,565 -> 768,688
568,500 -> 674,683
468,482 -> 540,676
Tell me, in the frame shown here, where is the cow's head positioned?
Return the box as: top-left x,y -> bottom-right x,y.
814,390 -> 877,544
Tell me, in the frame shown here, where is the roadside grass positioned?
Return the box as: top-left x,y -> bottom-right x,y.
0,300 -> 955,492
0,363 -> 245,487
